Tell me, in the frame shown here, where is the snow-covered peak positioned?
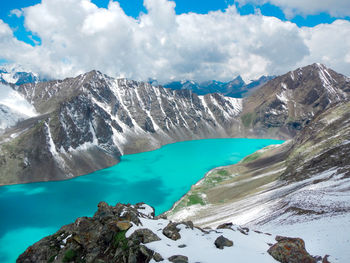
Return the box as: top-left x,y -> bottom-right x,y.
0,64 -> 42,85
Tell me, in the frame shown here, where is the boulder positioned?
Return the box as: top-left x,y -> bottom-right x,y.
163,222 -> 181,241
214,235 -> 234,249
129,229 -> 161,244
268,236 -> 317,263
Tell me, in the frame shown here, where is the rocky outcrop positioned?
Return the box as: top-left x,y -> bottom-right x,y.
17,202 -> 158,263
17,202 -> 324,263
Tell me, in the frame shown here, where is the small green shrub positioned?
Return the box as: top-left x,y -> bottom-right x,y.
114,230 -> 128,250
217,169 -> 229,176
62,249 -> 76,262
187,194 -> 205,206
242,152 -> 261,163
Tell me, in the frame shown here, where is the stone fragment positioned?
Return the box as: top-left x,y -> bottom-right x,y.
168,255 -> 189,263
116,221 -> 132,231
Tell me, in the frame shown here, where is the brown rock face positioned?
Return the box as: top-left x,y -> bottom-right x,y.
267,236 -> 316,263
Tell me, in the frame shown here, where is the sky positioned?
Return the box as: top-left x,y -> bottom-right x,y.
0,0 -> 350,82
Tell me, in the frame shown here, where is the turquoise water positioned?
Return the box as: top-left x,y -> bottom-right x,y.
0,138 -> 283,262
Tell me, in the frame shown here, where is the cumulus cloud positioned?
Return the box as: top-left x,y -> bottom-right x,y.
0,0 -> 349,82
299,20 -> 350,75
236,0 -> 350,18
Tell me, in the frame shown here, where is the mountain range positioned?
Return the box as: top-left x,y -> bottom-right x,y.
163,75 -> 274,98
0,63 -> 349,186
0,64 -> 42,86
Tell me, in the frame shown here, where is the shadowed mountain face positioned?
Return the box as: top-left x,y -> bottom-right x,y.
0,63 -> 349,185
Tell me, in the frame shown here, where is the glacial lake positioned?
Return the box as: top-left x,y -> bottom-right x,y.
0,138 -> 284,262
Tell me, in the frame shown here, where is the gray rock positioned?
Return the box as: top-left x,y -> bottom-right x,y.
168,255 -> 189,263
153,252 -> 164,262
214,235 -> 234,249
129,229 -> 161,244
163,222 -> 181,241
217,222 -> 233,230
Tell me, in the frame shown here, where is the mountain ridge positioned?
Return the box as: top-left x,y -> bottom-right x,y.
163,75 -> 274,98
0,63 -> 349,185
0,70 -> 243,185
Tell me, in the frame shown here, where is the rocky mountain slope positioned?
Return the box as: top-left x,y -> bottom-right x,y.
241,63 -> 350,138
0,63 -> 349,186
0,71 -> 242,185
17,202 -> 325,263
164,75 -> 274,98
167,99 -> 350,262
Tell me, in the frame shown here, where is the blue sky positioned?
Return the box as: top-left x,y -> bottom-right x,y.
0,0 -> 349,81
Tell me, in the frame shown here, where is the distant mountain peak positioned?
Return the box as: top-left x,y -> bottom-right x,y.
0,63 -> 43,85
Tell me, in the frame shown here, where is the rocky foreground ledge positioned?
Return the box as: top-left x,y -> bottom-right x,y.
17,202 -> 330,263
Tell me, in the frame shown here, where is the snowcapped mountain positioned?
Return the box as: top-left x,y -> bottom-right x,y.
164,75 -> 274,98
0,70 -> 242,185
0,64 -> 42,85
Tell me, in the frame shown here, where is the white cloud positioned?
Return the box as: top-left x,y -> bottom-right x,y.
0,83 -> 38,117
0,0 -> 349,82
236,0 -> 350,18
9,9 -> 23,18
299,20 -> 350,76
